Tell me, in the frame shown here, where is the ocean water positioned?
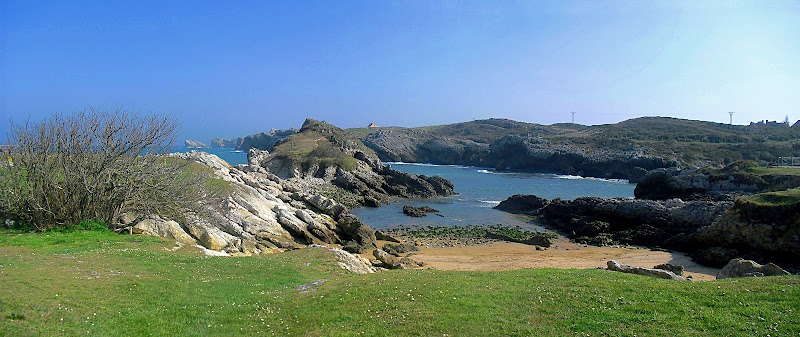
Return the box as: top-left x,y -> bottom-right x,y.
170,149 -> 635,231
350,163 -> 635,231
172,147 -> 248,165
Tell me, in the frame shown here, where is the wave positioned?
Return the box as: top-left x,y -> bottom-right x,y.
476,169 -> 517,175
388,162 -> 471,169
553,174 -> 629,183
478,200 -> 501,207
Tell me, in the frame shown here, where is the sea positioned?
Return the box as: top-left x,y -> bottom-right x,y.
172,148 -> 635,231
173,147 -> 248,165
351,163 -> 634,231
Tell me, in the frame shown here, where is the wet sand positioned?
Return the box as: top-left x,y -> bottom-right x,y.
378,239 -> 720,281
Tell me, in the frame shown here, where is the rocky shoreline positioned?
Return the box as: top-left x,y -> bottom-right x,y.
495,165 -> 800,273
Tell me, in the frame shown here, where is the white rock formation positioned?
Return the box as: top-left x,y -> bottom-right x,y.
127,151 -> 375,258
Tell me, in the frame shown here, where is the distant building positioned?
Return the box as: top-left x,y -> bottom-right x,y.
749,120 -> 789,127
368,123 -> 379,128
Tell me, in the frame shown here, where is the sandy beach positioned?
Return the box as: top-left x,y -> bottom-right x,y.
372,238 -> 720,281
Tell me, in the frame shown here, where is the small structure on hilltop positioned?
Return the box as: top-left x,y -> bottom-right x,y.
368,123 -> 379,128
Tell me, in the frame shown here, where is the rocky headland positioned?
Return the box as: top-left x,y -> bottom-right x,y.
250,119 -> 454,207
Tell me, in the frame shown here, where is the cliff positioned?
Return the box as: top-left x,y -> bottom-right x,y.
235,129 -> 297,151
210,138 -> 237,148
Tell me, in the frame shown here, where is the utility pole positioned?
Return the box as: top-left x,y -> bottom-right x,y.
728,112 -> 734,125
571,112 -> 576,124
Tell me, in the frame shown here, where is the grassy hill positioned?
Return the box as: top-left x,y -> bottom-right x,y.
353,117 -> 800,167
2,228 -> 798,336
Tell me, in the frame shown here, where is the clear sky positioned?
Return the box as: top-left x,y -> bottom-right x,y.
2,1 -> 799,142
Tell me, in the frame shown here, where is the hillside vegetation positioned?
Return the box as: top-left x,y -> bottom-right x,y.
2,228 -> 798,336
269,119 -> 376,173
355,117 -> 800,168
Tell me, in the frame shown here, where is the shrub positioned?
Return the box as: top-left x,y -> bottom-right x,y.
1,110 -> 207,231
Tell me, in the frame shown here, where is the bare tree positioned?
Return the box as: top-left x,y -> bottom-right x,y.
1,109 -> 207,230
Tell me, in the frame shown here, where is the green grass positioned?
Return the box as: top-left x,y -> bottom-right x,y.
740,188 -> 800,207
749,166 -> 800,176
2,229 -> 799,336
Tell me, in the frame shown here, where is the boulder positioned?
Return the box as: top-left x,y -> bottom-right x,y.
309,245 -> 376,274
373,249 -> 421,269
382,243 -> 418,256
132,216 -> 198,245
607,260 -> 686,281
653,263 -> 684,276
717,258 -> 790,279
375,230 -> 402,243
494,194 -> 549,214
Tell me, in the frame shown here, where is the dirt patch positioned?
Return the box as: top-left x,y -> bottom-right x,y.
411,238 -> 720,281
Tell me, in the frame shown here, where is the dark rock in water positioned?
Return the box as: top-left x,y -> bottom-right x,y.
692,247 -> 740,268
375,230 -> 402,243
607,260 -> 686,281
210,138 -> 237,148
653,263 -> 685,277
402,205 -> 440,217
184,139 -> 208,148
717,258 -> 790,279
382,243 -> 418,256
494,194 -> 549,214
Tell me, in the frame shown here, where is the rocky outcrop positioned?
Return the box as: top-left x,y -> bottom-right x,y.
211,138 -> 238,148
402,205 -> 440,217
308,245 -> 376,274
253,119 -> 455,208
607,260 -> 686,281
133,151 -> 379,255
496,192 -> 800,271
185,140 -> 208,148
497,195 -> 730,249
691,196 -> 800,269
717,258 -> 790,279
130,215 -> 198,246
235,129 -> 297,151
373,249 -> 424,269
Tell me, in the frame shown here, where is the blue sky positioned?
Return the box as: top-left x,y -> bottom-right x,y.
2,1 -> 799,142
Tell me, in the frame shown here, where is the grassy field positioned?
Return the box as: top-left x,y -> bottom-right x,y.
1,229 -> 798,336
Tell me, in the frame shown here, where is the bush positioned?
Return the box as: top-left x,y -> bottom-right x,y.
0,110 -> 207,231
